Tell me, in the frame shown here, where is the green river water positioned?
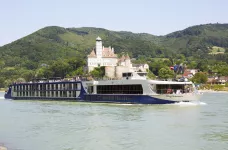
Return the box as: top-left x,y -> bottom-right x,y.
0,92 -> 228,150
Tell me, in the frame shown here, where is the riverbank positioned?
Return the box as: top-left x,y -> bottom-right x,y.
0,88 -> 6,92
198,89 -> 228,93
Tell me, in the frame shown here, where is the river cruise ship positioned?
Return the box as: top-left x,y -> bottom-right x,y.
4,72 -> 201,104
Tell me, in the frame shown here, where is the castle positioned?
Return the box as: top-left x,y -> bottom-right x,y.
87,37 -> 149,78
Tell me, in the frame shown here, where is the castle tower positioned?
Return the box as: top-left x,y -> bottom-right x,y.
96,36 -> 102,58
125,53 -> 131,67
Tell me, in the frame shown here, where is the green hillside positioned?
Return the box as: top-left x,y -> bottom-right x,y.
0,26 -> 165,68
1,24 -> 228,67
162,24 -> 228,57
208,46 -> 226,54
0,23 -> 228,87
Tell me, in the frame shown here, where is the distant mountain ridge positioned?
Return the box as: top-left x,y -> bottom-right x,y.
0,23 -> 228,69
164,23 -> 228,49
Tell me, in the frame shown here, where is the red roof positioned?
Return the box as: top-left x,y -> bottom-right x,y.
102,48 -> 117,58
183,70 -> 192,78
87,49 -> 96,58
88,47 -> 117,58
125,54 -> 130,60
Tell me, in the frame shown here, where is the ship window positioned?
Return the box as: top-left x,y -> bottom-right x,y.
122,73 -> 132,77
156,84 -> 192,94
137,72 -> 147,77
97,84 -> 143,94
127,73 -> 132,76
88,86 -> 94,94
69,83 -> 72,89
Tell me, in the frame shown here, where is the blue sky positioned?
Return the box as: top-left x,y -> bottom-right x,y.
0,0 -> 227,46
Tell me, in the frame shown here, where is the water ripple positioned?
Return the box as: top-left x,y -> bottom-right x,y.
1,92 -> 228,150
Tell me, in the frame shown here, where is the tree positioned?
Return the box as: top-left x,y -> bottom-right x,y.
16,78 -> 26,83
147,70 -> 156,79
90,69 -> 100,78
158,67 -> 174,80
67,66 -> 84,77
22,70 -> 36,81
0,77 -> 5,88
0,60 -> 5,69
196,60 -> 209,72
187,61 -> 197,69
49,60 -> 72,78
4,79 -> 14,87
225,48 -> 228,53
35,67 -> 53,78
149,60 -> 167,75
191,72 -> 208,84
90,67 -> 105,78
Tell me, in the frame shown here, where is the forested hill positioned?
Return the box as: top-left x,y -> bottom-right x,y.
0,23 -> 228,87
162,24 -> 228,57
0,26 -> 161,68
1,23 -> 228,68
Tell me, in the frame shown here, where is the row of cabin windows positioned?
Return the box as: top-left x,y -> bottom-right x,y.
13,91 -> 78,97
122,73 -> 132,77
12,83 -> 80,91
88,85 -> 143,94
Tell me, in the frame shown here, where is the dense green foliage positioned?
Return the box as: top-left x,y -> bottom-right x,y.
200,84 -> 225,91
158,67 -> 175,80
191,72 -> 208,84
0,23 -> 228,87
147,70 -> 156,79
90,67 -> 105,78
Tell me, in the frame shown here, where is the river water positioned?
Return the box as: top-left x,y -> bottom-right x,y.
0,92 -> 228,150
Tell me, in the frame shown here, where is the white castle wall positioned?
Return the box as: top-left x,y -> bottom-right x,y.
102,58 -> 118,66
116,66 -> 131,79
87,37 -> 149,79
88,58 -> 98,67
105,66 -> 115,78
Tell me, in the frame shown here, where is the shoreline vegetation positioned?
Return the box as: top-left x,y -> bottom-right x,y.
198,84 -> 228,92
198,89 -> 228,93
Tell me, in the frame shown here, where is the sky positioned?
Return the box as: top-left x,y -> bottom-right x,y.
0,0 -> 227,46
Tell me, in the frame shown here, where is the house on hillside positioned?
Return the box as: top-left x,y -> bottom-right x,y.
182,69 -> 199,78
207,76 -> 228,85
207,77 -> 217,85
216,76 -> 228,85
132,64 -> 149,72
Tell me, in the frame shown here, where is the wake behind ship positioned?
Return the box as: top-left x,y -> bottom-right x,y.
4,72 -> 201,104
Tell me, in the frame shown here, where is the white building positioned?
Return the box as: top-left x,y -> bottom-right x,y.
118,54 -> 149,72
87,37 -> 149,78
87,37 -> 118,72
